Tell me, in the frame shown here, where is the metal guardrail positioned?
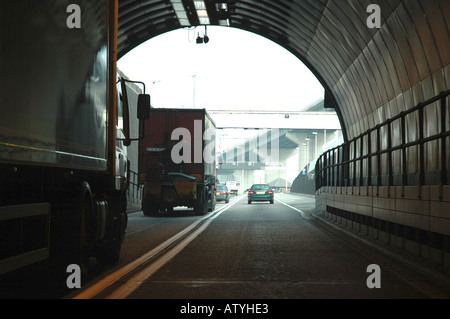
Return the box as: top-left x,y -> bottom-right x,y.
128,170 -> 143,201
315,89 -> 450,195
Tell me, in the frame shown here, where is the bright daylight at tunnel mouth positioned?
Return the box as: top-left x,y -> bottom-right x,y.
117,26 -> 338,202
0,0 -> 449,306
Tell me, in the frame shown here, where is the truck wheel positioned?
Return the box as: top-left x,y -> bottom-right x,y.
97,214 -> 125,265
98,191 -> 127,265
194,191 -> 208,216
195,202 -> 207,216
208,190 -> 216,212
70,182 -> 95,278
142,200 -> 159,217
143,207 -> 159,217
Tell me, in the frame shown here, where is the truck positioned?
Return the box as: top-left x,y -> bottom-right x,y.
139,109 -> 216,216
225,181 -> 239,196
0,1 -> 150,276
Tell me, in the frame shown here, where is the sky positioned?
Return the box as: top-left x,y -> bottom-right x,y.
118,26 -> 324,112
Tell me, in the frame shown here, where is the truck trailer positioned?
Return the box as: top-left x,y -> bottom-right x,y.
0,0 -> 150,275
139,109 -> 216,216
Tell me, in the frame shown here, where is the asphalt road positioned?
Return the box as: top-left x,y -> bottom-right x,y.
75,193 -> 450,300
2,193 -> 450,302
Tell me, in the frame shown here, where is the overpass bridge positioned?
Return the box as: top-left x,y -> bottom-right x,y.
208,110 -> 342,130
216,125 -> 343,193
210,110 -> 343,192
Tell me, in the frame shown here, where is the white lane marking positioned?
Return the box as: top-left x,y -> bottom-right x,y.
73,196 -> 243,299
105,197 -> 242,299
275,198 -> 311,219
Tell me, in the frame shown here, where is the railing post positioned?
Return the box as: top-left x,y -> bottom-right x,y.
387,120 -> 393,189
419,105 -> 425,189
332,149 -> 336,187
353,140 -> 357,186
401,112 -> 407,191
368,131 -> 372,187
315,157 -> 320,191
360,136 -> 364,187
441,95 -> 448,194
376,125 -> 381,190
346,143 -> 350,188
326,151 -> 330,187
338,146 -> 341,187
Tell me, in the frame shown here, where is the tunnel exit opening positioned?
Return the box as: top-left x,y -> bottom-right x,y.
118,26 -> 343,197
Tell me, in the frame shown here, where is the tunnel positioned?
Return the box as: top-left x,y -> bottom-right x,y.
118,0 -> 450,264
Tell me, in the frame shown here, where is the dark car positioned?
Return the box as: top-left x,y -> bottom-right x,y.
216,184 -> 230,203
248,184 -> 274,204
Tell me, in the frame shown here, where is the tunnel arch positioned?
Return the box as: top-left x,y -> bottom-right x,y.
118,0 -> 449,144
118,25 -> 328,112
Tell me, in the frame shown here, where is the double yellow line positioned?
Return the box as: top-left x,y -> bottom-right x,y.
73,197 -> 242,299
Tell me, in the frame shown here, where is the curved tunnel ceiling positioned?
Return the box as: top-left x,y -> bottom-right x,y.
118,0 -> 450,141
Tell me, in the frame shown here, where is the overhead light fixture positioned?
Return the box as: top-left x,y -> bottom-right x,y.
194,0 -> 210,25
196,25 -> 209,44
170,0 -> 190,26
198,16 -> 210,24
194,1 -> 206,10
217,3 -> 228,11
197,9 -> 208,17
219,19 -> 230,26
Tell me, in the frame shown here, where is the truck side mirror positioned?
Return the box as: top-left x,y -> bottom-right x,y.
138,94 -> 150,120
120,78 -> 131,146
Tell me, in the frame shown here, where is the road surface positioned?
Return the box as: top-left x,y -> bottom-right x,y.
2,193 -> 449,304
